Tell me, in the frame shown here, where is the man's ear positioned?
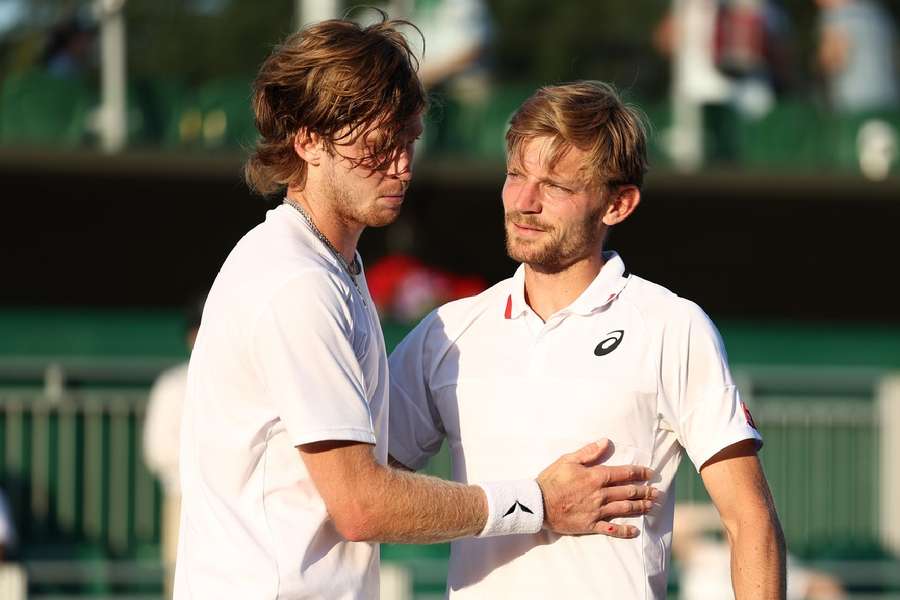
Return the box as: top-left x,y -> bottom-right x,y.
293,129 -> 324,166
602,185 -> 641,226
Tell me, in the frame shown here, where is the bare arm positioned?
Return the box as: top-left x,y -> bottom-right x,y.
301,438 -> 657,544
700,440 -> 786,600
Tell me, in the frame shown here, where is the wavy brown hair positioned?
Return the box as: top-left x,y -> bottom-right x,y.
244,13 -> 426,196
506,81 -> 649,190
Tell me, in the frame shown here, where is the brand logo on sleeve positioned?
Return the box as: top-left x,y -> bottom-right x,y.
594,330 -> 624,356
503,501 -> 534,517
741,401 -> 758,431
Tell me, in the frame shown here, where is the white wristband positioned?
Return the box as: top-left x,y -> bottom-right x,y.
474,480 -> 544,537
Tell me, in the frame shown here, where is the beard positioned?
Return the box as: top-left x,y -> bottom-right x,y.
504,207 -> 605,273
324,162 -> 404,229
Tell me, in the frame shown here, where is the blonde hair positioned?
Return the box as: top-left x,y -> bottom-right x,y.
244,13 -> 426,196
506,81 -> 649,190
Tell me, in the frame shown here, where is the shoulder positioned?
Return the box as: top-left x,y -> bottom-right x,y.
428,277 -> 513,340
225,206 -> 348,290
391,277 -> 511,357
257,268 -> 355,329
220,211 -> 352,317
617,275 -> 717,338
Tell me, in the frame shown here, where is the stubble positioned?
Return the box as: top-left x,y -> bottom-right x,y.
504,206 -> 604,273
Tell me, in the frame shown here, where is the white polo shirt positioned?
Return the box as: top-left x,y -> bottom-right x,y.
175,205 -> 388,600
389,252 -> 761,600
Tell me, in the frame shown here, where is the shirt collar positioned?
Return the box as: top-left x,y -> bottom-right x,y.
504,251 -> 630,320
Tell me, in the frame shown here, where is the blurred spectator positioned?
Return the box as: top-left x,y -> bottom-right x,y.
675,503 -> 846,599
816,0 -> 899,178
366,254 -> 486,323
655,0 -> 793,167
715,0 -> 792,118
0,12 -> 97,147
655,0 -> 733,168
816,0 -> 898,113
388,0 -> 493,156
392,0 -> 492,91
0,490 -> 23,600
0,488 -> 15,561
143,296 -> 204,598
40,15 -> 96,79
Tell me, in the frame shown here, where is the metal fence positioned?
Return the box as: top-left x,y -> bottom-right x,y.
1,389 -> 160,558
675,366 -> 885,558
0,359 -> 896,597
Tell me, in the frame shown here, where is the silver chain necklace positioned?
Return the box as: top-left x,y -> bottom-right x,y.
283,197 -> 367,304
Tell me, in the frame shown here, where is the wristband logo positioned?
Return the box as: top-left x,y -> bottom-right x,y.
503,501 -> 534,517
594,330 -> 624,356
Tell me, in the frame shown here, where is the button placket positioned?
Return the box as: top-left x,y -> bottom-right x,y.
528,335 -> 547,373
520,312 -> 544,373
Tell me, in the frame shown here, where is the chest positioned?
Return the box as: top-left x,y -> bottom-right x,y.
430,314 -> 659,476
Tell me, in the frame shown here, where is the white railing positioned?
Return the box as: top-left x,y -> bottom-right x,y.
0,360 -> 897,597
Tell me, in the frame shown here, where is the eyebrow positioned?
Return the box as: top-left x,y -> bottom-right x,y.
507,163 -> 582,189
541,175 -> 581,188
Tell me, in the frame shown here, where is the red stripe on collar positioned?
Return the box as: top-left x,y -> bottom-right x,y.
504,295 -> 512,319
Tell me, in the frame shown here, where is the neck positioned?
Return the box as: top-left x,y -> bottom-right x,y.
523,252 -> 605,322
286,187 -> 363,264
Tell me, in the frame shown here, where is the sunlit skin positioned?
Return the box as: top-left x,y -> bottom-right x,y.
288,115 -> 424,263
502,136 -> 641,321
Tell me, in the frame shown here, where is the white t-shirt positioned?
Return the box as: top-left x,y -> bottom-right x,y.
143,362 -> 188,493
175,205 -> 388,600
389,252 -> 761,600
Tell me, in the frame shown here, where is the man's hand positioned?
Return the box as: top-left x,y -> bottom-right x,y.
536,439 -> 658,538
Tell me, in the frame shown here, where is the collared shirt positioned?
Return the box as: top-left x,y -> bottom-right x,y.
389,252 -> 761,600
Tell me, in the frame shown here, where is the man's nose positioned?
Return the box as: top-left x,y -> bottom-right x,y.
512,181 -> 541,212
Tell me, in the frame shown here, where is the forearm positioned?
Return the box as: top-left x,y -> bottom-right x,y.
700,441 -> 787,599
305,440 -> 655,545
726,510 -> 786,599
346,465 -> 487,544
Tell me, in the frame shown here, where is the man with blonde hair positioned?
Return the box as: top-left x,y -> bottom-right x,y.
175,17 -> 659,600
389,80 -> 787,598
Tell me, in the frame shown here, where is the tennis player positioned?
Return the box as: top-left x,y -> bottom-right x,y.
174,18 -> 659,600
389,81 -> 787,599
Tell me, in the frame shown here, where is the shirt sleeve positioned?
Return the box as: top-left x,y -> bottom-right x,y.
251,273 -> 376,447
659,300 -> 762,472
388,311 -> 446,470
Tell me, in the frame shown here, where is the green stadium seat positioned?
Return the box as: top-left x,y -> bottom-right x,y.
128,79 -> 192,148
0,69 -> 96,146
736,101 -> 829,170
189,78 -> 257,149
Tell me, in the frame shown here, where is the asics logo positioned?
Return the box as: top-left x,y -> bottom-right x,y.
594,330 -> 624,356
